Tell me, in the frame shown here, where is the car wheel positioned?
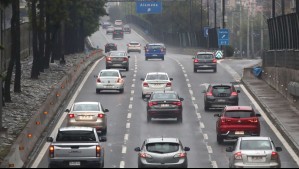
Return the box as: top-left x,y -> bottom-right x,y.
147,115 -> 151,123
125,67 -> 129,71
142,94 -> 145,99
145,57 -> 148,61
162,57 -> 165,61
178,116 -> 183,123
120,89 -> 124,94
102,128 -> 107,135
96,89 -> 101,94
194,68 -> 197,73
204,104 -> 210,111
214,68 -> 217,73
217,135 -> 224,144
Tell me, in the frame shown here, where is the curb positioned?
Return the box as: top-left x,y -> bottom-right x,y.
0,50 -> 104,168
241,78 -> 299,157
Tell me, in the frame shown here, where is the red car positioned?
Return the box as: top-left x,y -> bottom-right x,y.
214,106 -> 261,144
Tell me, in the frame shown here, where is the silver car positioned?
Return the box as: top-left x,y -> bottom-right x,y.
66,102 -> 109,135
141,72 -> 173,99
135,138 -> 190,168
226,137 -> 282,168
96,69 -> 126,94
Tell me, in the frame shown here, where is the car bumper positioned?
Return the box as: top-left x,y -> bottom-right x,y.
139,158 -> 187,168
96,83 -> 124,90
128,48 -> 141,52
142,87 -> 172,96
148,109 -> 182,118
232,162 -> 281,168
145,54 -> 164,58
106,62 -> 128,68
194,64 -> 217,70
67,121 -> 106,131
206,100 -> 238,107
49,158 -> 103,168
113,36 -> 124,39
219,131 -> 260,139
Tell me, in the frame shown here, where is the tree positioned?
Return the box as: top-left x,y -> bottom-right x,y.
30,0 -> 39,79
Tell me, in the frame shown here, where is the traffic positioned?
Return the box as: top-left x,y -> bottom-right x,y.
30,18 -> 298,168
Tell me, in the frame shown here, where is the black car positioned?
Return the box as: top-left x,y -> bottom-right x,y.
203,84 -> 240,111
105,43 -> 117,53
112,27 -> 124,39
147,91 -> 184,123
193,52 -> 217,73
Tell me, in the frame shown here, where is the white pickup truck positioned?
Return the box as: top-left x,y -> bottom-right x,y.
47,127 -> 106,168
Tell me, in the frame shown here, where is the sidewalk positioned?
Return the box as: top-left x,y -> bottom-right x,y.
242,68 -> 299,155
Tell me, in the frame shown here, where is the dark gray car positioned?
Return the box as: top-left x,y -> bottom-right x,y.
135,138 -> 190,168
193,52 -> 217,73
106,51 -> 130,71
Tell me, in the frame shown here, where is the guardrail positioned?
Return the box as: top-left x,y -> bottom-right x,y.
0,49 -> 103,168
262,50 -> 299,70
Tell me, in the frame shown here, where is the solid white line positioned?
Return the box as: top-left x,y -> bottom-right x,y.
126,123 -> 131,129
127,113 -> 132,119
120,161 -> 125,168
122,146 -> 127,154
207,146 -> 213,154
241,84 -> 299,166
31,58 -> 104,168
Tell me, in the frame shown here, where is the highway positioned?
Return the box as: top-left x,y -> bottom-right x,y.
30,22 -> 298,168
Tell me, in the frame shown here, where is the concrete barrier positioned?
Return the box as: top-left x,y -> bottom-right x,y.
0,49 -> 104,168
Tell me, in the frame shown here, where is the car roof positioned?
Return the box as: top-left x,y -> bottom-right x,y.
225,106 -> 253,111
147,72 -> 168,76
240,137 -> 271,141
152,91 -> 177,94
74,102 -> 100,105
146,138 -> 180,144
59,127 -> 94,132
100,69 -> 120,73
148,43 -> 164,46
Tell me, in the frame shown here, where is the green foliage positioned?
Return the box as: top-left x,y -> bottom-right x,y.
0,0 -> 11,8
225,45 -> 235,57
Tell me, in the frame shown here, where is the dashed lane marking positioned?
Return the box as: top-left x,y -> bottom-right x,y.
192,97 -> 196,101
127,113 -> 132,119
207,146 -> 213,154
130,97 -> 134,101
194,104 -> 199,110
204,134 -> 209,140
120,161 -> 125,168
197,113 -> 201,119
129,104 -> 133,109
122,146 -> 127,154
200,122 -> 205,129
212,161 -> 218,168
124,134 -> 129,141
188,84 -> 191,88
126,123 -> 131,129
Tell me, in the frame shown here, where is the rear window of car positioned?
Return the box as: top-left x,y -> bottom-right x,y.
225,111 -> 255,118
114,30 -> 123,33
240,140 -> 272,150
130,43 -> 140,46
197,54 -> 214,59
152,93 -> 178,100
73,104 -> 100,112
212,86 -> 232,96
110,52 -> 125,57
146,143 -> 180,154
146,74 -> 168,81
100,71 -> 119,77
148,45 -> 162,50
56,131 -> 96,142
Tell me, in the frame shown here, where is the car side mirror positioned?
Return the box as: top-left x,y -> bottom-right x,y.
122,75 -> 126,78
184,147 -> 191,152
47,137 -> 53,143
214,114 -> 221,118
180,98 -> 184,101
237,90 -> 241,93
202,90 -> 207,94
99,137 -> 107,142
170,78 -> 174,81
128,56 -> 131,58
226,147 -> 234,152
65,109 -> 70,113
256,114 -> 261,117
141,78 -> 145,81
135,147 -> 141,152
104,109 -> 109,113
276,147 -> 282,152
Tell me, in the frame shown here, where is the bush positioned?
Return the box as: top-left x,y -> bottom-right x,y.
225,46 -> 234,57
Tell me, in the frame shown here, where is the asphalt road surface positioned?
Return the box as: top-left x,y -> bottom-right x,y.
30,22 -> 299,168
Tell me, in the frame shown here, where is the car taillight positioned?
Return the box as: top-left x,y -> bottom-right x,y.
174,153 -> 187,158
249,118 -> 258,123
143,82 -> 149,87
106,57 -> 112,61
166,82 -> 172,87
148,102 -> 158,107
231,92 -> 238,96
213,59 -> 217,63
49,146 -> 54,158
271,152 -> 279,160
161,48 -> 164,52
172,102 -> 182,106
97,78 -> 101,83
117,78 -> 123,83
139,153 -> 152,159
206,92 -> 213,96
69,114 -> 75,118
98,114 -> 105,118
123,58 -> 128,61
221,118 -> 231,125
96,146 -> 101,157
194,59 -> 199,63
234,152 -> 243,160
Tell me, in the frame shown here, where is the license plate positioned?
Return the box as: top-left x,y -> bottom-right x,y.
250,157 -> 265,162
161,104 -> 170,108
235,131 -> 245,135
69,162 -> 81,166
218,99 -> 226,102
152,55 -> 158,57
80,116 -> 93,120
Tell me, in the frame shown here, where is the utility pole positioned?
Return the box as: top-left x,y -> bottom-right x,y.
261,1 -> 264,53
240,0 -> 243,57
281,0 -> 285,15
272,0 -> 276,18
214,0 -> 217,28
251,2 -> 255,59
0,4 -> 3,131
297,0 -> 299,13
247,1 -> 250,58
223,0 -> 225,28
207,0 -> 209,27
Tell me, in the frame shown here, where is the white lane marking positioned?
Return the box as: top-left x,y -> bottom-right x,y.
131,90 -> 135,94
126,123 -> 131,129
204,134 -> 209,140
241,84 -> 299,166
192,97 -> 196,101
186,79 -> 190,82
184,74 -> 188,77
122,146 -> 127,154
127,113 -> 132,119
207,146 -> 213,154
129,104 -> 133,109
189,90 -> 193,95
124,134 -> 129,141
130,97 -> 134,102
132,84 -> 135,88
211,161 -> 218,168
194,104 -> 199,110
134,74 -> 136,77
188,84 -> 191,88
133,79 -> 136,82
197,113 -> 201,119
200,122 -> 205,129
120,161 -> 125,168
220,62 -> 299,166
31,58 -> 104,168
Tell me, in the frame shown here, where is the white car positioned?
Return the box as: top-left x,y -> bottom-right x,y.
114,20 -> 123,27
96,69 -> 126,94
127,42 -> 142,53
141,72 -> 173,99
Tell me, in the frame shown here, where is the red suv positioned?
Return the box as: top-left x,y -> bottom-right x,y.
214,106 -> 261,144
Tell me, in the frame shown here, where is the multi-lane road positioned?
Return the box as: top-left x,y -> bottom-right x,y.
30,22 -> 299,168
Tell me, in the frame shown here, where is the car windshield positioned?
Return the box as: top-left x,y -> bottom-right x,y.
110,52 -> 125,57
148,45 -> 162,50
73,104 -> 100,111
212,86 -> 232,95
100,71 -> 119,77
240,140 -> 272,150
197,54 -> 214,59
225,111 -> 255,118
56,131 -> 96,142
152,93 -> 178,100
146,74 -> 168,81
146,143 -> 180,154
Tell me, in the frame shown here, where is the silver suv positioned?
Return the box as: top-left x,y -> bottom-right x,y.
226,137 -> 282,168
134,138 -> 190,168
